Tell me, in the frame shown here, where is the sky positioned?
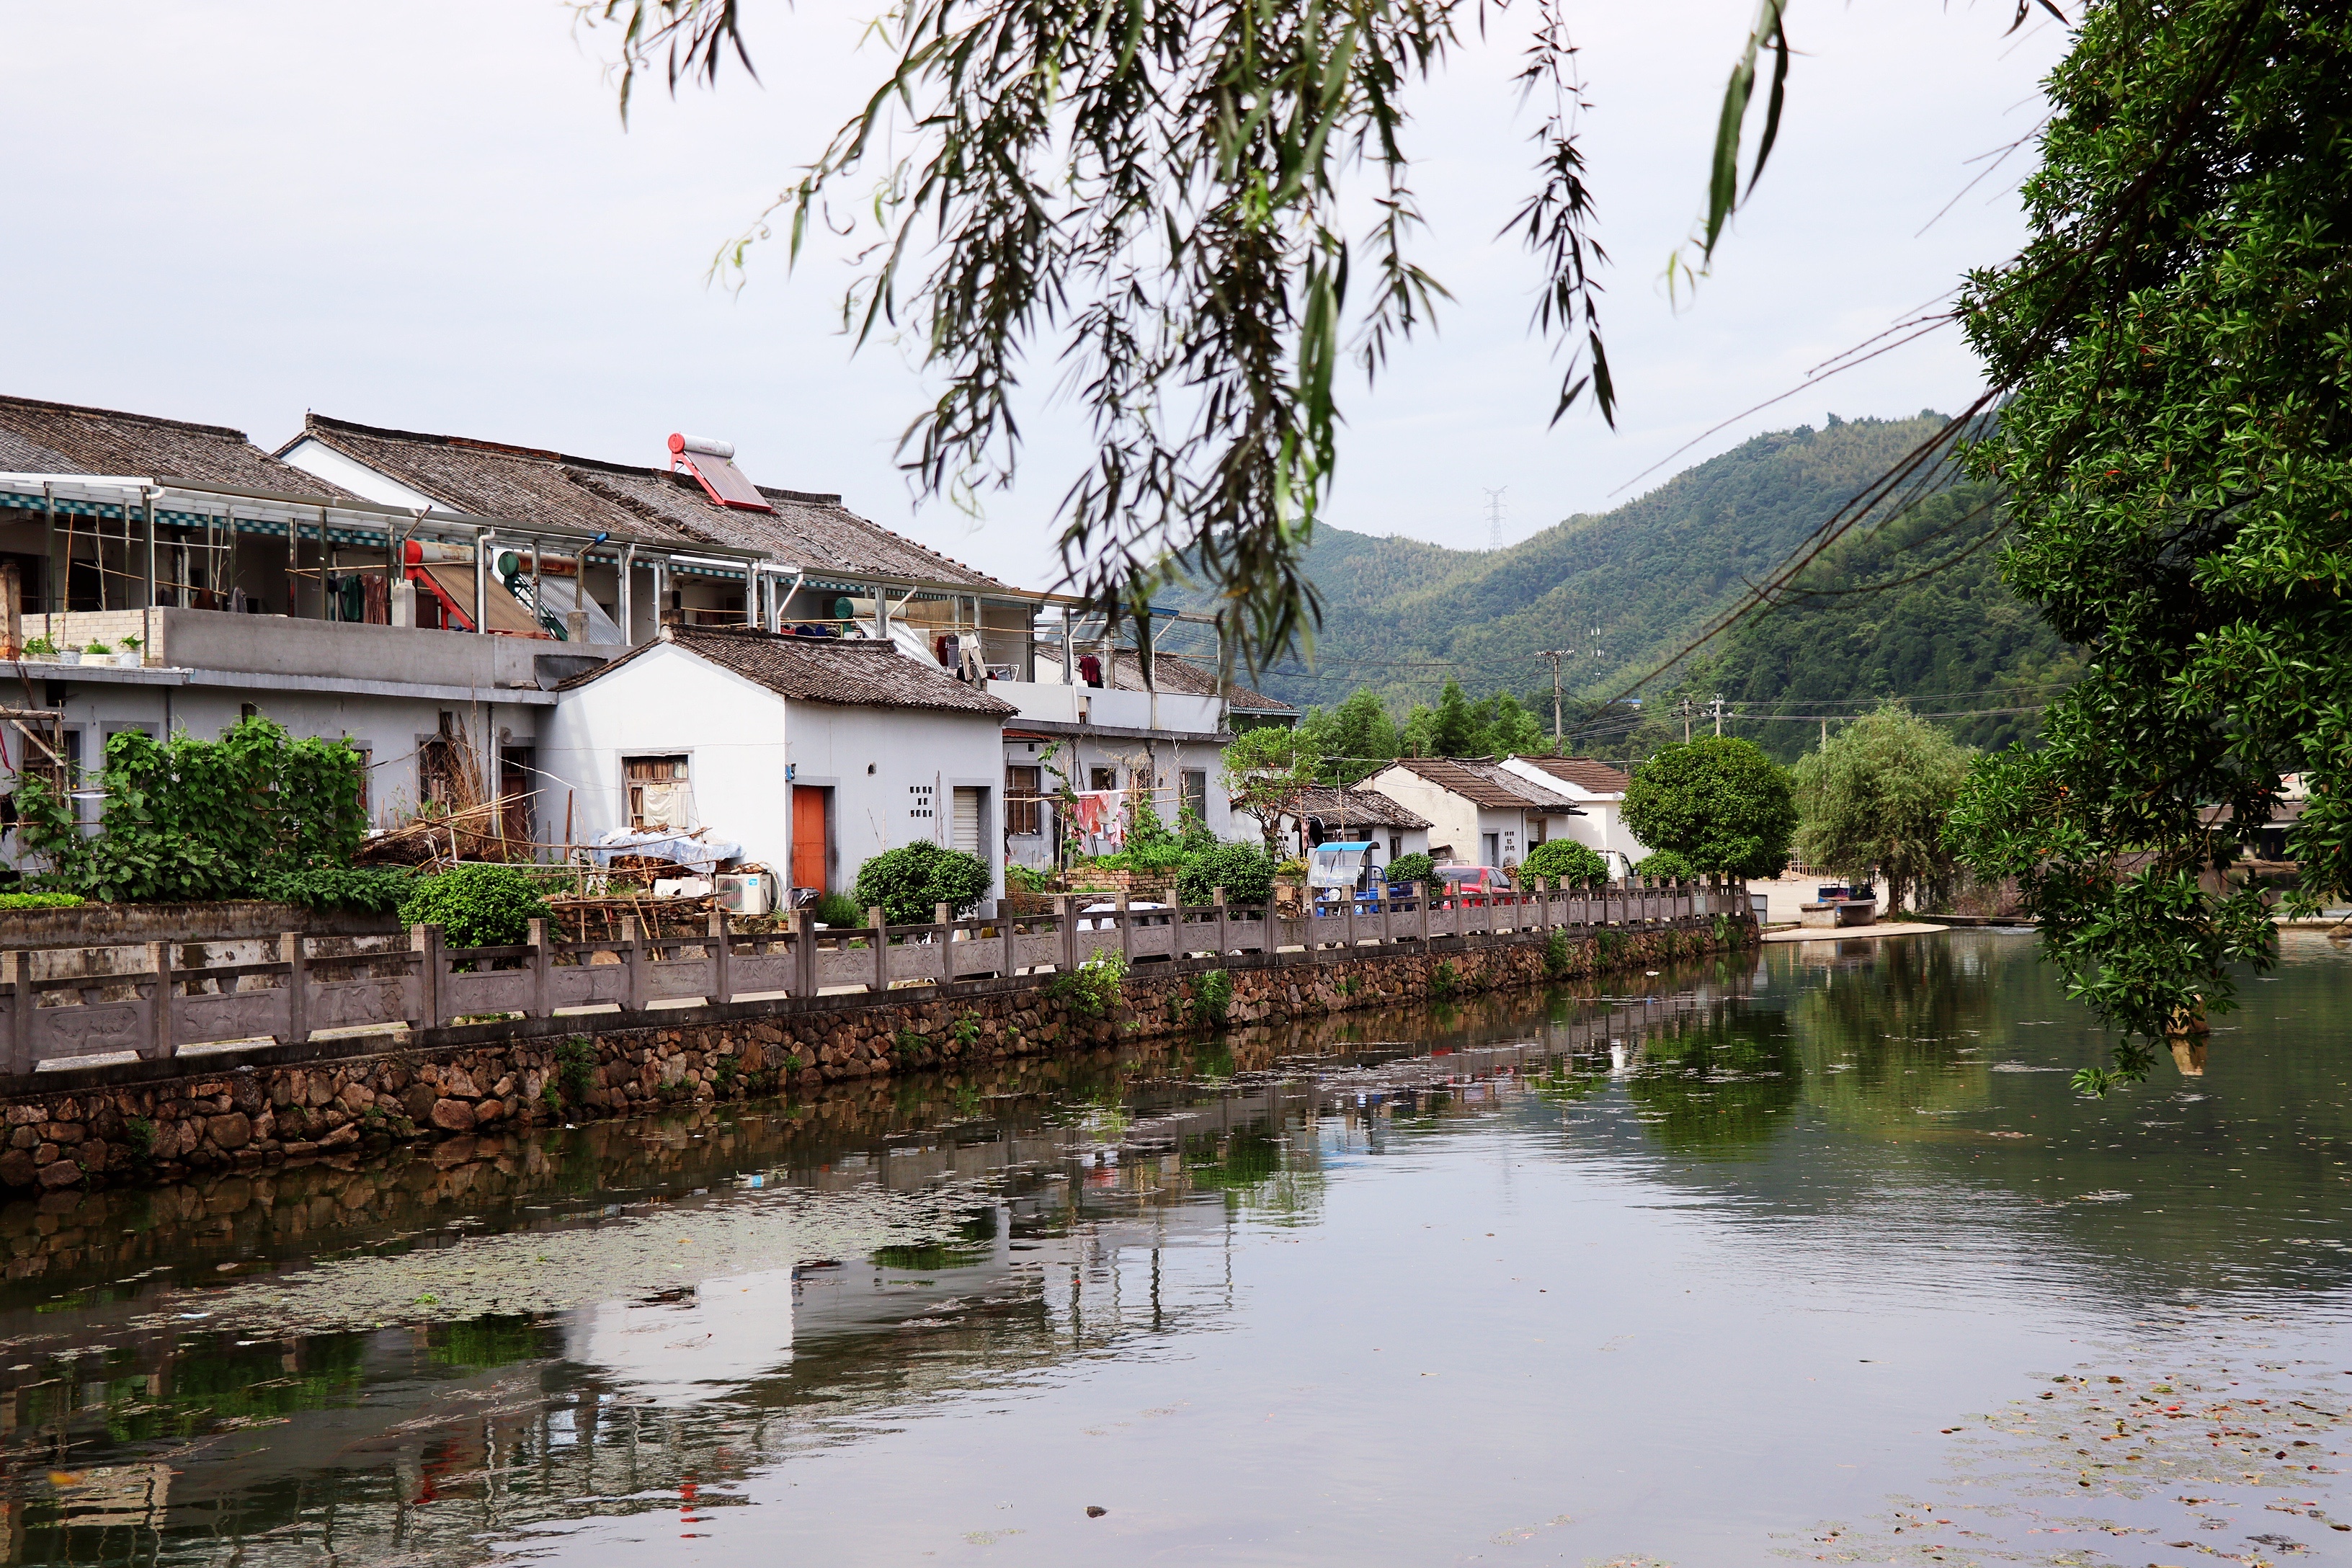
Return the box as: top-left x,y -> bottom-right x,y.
1,1 -> 2070,592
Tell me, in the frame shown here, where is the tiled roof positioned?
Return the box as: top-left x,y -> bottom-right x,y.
1295,785 -> 1432,830
1381,757 -> 1581,812
560,625 -> 1017,716
286,414 -> 1012,590
0,393 -> 360,496
1032,649 -> 1295,713
1509,754 -> 1633,796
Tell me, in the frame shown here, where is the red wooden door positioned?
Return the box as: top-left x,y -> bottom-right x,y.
791,786 -> 829,891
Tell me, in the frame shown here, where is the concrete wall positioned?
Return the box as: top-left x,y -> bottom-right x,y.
542,641 -> 1006,904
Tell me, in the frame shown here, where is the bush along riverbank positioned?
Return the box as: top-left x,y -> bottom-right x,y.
0,919 -> 1747,1194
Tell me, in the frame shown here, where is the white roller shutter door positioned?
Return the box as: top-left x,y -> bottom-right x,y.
952,787 -> 984,855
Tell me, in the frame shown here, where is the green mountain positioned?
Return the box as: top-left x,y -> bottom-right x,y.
1673,481 -> 2079,764
1166,411 -> 2072,763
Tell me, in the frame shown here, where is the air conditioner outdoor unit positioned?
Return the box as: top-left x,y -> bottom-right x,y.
716,872 -> 775,917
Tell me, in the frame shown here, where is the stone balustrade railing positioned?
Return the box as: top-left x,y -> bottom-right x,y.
0,878 -> 1749,1076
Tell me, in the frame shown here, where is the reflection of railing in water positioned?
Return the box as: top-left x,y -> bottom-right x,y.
0,881 -> 1750,1075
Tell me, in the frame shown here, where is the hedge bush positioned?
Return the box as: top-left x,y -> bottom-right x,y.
0,891 -> 84,910
853,842 -> 992,925
1634,849 -> 1699,881
1384,851 -> 1437,889
1177,842 -> 1277,907
398,864 -> 554,948
1520,839 -> 1609,885
261,863 -> 416,915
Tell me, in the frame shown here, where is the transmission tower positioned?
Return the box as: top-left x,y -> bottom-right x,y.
1482,486 -> 1507,551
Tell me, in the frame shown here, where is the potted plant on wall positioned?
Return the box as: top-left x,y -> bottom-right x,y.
56,641 -> 83,666
117,635 -> 143,667
18,636 -> 55,663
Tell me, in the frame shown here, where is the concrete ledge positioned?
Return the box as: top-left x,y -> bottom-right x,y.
1763,921 -> 1948,944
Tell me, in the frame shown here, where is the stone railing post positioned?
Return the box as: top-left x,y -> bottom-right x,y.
1420,883 -> 1432,944
869,906 -> 890,992
1,951 -> 27,1074
709,909 -> 732,1005
1380,884 -> 1394,945
1214,886 -> 1230,956
280,932 -> 308,1048
528,918 -> 552,1018
1058,894 -> 1078,972
1002,907 -> 1019,976
148,941 -> 175,1060
794,909 -> 816,997
1118,891 -> 1133,966
622,917 -> 649,1013
412,924 -> 445,1030
937,903 -> 956,986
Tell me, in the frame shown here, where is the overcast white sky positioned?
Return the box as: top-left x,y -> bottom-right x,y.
1,1 -> 2067,589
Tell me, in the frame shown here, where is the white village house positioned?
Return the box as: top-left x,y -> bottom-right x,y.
1499,756 -> 1651,877
543,625 -> 1015,906
1363,757 -> 1582,870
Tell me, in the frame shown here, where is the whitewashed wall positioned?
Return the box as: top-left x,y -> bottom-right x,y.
543,642 -> 1005,906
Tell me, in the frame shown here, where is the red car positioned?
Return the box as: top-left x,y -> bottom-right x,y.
1433,864 -> 1513,908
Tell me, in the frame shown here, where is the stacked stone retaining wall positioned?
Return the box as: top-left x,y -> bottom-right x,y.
0,921 -> 1741,1193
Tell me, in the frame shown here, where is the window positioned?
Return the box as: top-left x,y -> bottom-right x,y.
1390,835 -> 1401,860
1181,769 -> 1207,824
14,721 -> 76,798
1007,765 -> 1043,836
625,754 -> 692,830
1089,766 -> 1118,793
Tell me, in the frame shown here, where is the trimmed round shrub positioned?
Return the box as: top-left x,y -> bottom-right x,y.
1634,849 -> 1700,881
812,890 -> 868,927
1178,842 -> 1277,907
1384,851 -> 1437,889
1519,839 -> 1609,886
398,864 -> 554,948
854,842 -> 992,925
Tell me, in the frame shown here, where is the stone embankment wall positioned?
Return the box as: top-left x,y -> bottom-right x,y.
0,922 -> 1738,1194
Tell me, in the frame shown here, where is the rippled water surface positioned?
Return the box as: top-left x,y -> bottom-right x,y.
1,931 -> 2347,1566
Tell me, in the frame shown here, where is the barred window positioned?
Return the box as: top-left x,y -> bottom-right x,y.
1006,765 -> 1043,836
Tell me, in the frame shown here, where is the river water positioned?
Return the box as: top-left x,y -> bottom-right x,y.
0,930 -> 2346,1567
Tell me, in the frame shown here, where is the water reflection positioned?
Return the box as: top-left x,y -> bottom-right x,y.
0,937 -> 2344,1564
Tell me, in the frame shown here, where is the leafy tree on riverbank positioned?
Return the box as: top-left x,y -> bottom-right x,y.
1796,706 -> 1973,913
1623,739 -> 1796,881
1946,0 -> 2352,1090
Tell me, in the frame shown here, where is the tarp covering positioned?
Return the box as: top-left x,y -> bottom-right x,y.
590,827 -> 745,873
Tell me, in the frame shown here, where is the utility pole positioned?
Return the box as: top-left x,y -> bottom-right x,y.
1536,649 -> 1567,747
1679,698 -> 1693,744
1711,694 -> 1724,737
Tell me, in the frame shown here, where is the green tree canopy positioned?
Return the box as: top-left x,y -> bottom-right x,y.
1794,705 -> 1974,913
1622,737 -> 1796,881
1297,689 -> 1402,785
1219,726 -> 1324,854
1947,0 -> 2352,1090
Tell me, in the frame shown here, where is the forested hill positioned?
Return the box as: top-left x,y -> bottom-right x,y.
1169,412 -> 1969,712
1672,481 -> 2078,765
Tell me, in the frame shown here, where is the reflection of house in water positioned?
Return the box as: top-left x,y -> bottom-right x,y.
564,1267 -> 797,1405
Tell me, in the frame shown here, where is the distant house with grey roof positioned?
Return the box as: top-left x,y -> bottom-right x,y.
1500,754 -> 1651,875
1364,757 -> 1583,870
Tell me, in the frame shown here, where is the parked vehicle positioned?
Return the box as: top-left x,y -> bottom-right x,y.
1433,863 -> 1513,908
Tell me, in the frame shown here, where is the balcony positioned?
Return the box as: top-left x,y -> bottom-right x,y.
989,679 -> 1226,738
12,607 -> 595,701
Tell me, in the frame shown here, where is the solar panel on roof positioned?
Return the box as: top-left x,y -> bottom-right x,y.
667,432 -> 773,512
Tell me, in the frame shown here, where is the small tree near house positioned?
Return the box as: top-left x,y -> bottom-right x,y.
1218,726 -> 1322,855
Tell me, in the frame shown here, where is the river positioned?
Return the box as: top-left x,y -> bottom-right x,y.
0,930 -> 2345,1566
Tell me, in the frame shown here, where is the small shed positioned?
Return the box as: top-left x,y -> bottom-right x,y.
545,625 -> 1014,906
1283,785 -> 1433,869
